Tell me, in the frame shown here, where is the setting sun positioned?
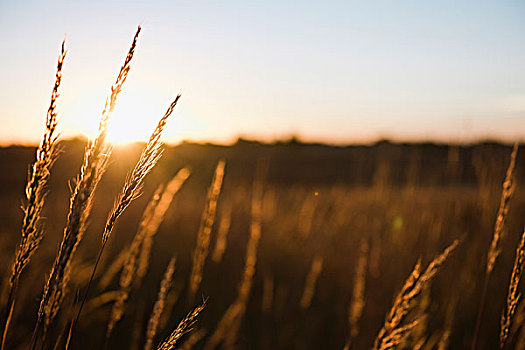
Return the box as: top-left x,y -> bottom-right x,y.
107,99 -> 174,145
59,84 -> 192,145
1,2 -> 525,349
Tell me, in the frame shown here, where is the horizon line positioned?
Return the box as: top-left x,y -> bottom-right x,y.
0,134 -> 520,148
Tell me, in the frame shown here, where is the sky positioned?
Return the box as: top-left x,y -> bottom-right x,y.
1,0 -> 524,145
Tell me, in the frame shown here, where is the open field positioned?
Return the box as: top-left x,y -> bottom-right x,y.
0,139 -> 524,349
2,1 -> 524,349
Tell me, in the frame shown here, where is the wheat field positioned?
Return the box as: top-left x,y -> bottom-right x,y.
0,28 -> 524,350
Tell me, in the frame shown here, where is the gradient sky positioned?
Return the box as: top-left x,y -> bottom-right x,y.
1,0 -> 524,145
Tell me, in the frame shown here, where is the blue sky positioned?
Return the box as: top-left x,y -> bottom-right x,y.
1,0 -> 524,144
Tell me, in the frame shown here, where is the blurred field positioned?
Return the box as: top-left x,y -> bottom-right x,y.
0,138 -> 524,349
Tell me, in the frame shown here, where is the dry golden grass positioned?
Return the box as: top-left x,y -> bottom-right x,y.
0,26 -> 205,350
3,23 -> 525,350
31,27 -> 142,349
68,94 -> 181,344
472,143 -> 518,350
188,160 -> 226,302
412,286 -> 430,349
298,193 -> 318,237
437,298 -> 457,350
144,256 -> 176,350
137,168 -> 190,281
300,254 -> 324,309
98,184 -> 164,290
107,169 -> 188,342
101,95 -> 181,246
501,229 -> 525,348
204,170 -> 264,350
487,143 -> 518,275
211,203 -> 232,263
344,238 -> 369,349
157,302 -> 206,350
158,282 -> 183,332
373,240 -> 459,350
1,40 -> 66,350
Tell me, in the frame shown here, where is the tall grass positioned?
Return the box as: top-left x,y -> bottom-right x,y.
137,168 -> 190,282
157,302 -> 206,350
30,27 -> 142,349
472,143 -> 518,350
344,238 -> 369,349
204,164 -> 265,349
69,94 -> 181,342
2,23 -> 525,350
500,229 -> 525,348
188,160 -> 226,303
98,184 -> 164,290
211,203 -> 232,263
1,40 -> 66,350
373,240 -> 459,350
437,298 -> 457,350
144,256 -> 176,350
300,254 -> 324,309
106,169 -> 189,343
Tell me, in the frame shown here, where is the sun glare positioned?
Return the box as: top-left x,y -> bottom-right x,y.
107,110 -> 152,145
62,87 -> 209,146
104,98 -> 207,146
107,99 -> 172,145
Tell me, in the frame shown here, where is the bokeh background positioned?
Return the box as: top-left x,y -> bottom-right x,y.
1,0 -> 525,145
1,1 -> 525,349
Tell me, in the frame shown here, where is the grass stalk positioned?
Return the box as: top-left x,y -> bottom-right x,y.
471,143 -> 518,350
1,41 -> 66,350
144,257 -> 176,350
300,254 -> 324,309
373,240 -> 459,350
106,169 -> 188,343
500,229 -> 525,348
29,26 -> 141,350
156,302 -> 206,350
204,163 -> 266,349
67,94 -> 180,343
188,160 -> 226,303
344,238 -> 369,349
211,203 -> 232,263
